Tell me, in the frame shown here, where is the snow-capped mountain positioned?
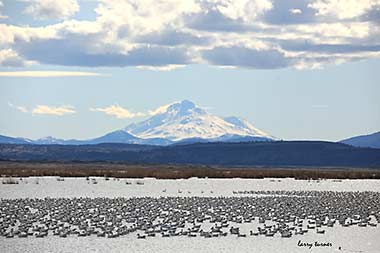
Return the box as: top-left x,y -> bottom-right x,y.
124,100 -> 275,141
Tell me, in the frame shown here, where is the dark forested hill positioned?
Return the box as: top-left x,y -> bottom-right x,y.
340,132 -> 380,149
1,141 -> 380,167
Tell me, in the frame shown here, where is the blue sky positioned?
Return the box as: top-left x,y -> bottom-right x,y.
0,0 -> 379,141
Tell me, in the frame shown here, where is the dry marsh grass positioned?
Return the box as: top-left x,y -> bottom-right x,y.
0,161 -> 379,180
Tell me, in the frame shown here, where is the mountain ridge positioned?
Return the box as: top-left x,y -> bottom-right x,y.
340,131 -> 380,149
1,141 -> 379,167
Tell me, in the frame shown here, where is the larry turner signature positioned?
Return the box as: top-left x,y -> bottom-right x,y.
298,240 -> 333,249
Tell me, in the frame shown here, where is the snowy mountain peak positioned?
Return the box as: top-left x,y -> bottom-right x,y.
164,100 -> 206,118
169,100 -> 196,111
124,100 -> 274,141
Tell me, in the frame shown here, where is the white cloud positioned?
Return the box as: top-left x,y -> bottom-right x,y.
90,105 -> 145,119
308,0 -> 380,19
148,103 -> 173,115
9,102 -> 77,115
0,49 -> 29,67
24,0 -> 79,20
289,8 -> 302,14
32,105 -> 76,116
0,71 -> 104,77
95,0 -> 201,35
0,0 -> 379,70
8,102 -> 29,113
213,0 -> 273,23
0,23 -> 58,46
91,103 -> 176,118
136,64 -> 185,71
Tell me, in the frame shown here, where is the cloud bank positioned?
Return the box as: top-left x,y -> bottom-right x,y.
23,0 -> 79,20
0,0 -> 379,70
9,103 -> 77,116
32,105 -> 76,116
90,105 -> 145,119
8,102 -> 174,119
91,103 -> 175,119
0,71 -> 104,77
8,102 -> 28,113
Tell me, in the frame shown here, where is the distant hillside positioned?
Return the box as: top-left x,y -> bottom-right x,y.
0,143 -> 158,162
0,135 -> 30,144
340,132 -> 380,149
1,141 -> 379,167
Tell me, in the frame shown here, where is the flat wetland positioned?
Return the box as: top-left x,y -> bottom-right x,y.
1,162 -> 380,252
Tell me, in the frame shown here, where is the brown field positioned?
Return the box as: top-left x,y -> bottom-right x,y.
0,161 -> 379,179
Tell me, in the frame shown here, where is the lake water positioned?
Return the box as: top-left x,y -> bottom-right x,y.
1,177 -> 379,253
